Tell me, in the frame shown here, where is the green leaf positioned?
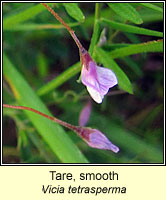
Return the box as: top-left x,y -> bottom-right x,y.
95,47 -> 133,94
37,62 -> 81,96
138,3 -> 163,13
101,18 -> 163,37
3,4 -> 45,30
109,40 -> 163,59
108,3 -> 143,24
3,53 -> 88,163
139,8 -> 163,23
63,3 -> 85,22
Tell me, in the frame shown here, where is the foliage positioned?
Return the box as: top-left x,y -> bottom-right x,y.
3,3 -> 163,163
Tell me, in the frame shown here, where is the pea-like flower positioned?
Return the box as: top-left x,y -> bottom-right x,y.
77,126 -> 119,153
80,48 -> 118,103
41,3 -> 118,104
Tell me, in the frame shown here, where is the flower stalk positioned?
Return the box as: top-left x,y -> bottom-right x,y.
41,3 -> 83,50
41,3 -> 118,104
3,104 -> 119,153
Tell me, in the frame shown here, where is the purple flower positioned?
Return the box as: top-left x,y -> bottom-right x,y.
80,49 -> 118,103
77,126 -> 119,153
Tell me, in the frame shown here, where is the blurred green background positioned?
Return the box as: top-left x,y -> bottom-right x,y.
3,3 -> 164,164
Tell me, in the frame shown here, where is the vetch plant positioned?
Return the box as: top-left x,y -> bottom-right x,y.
3,2 -> 163,164
41,3 -> 118,103
3,104 -> 119,153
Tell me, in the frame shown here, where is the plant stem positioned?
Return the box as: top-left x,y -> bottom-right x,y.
3,104 -> 79,133
88,3 -> 101,55
41,3 -> 83,50
95,3 -> 100,20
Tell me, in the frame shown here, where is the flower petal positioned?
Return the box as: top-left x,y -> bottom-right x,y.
76,127 -> 119,153
79,101 -> 92,126
96,66 -> 118,95
87,86 -> 103,104
81,62 -> 99,91
87,129 -> 119,153
81,59 -> 118,103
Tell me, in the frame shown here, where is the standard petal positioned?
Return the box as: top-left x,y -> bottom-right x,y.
81,60 -> 118,103
81,65 -> 102,95
87,86 -> 103,104
96,66 -> 118,92
81,62 -> 98,89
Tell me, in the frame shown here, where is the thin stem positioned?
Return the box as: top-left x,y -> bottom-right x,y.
88,3 -> 101,55
41,3 -> 83,50
95,3 -> 100,20
3,104 -> 79,133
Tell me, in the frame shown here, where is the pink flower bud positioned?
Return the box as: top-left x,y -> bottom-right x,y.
76,126 -> 119,153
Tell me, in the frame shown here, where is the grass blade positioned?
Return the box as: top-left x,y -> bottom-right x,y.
3,53 -> 88,163
109,39 -> 163,59
101,18 -> 163,37
3,4 -> 45,30
108,3 -> 143,24
138,3 -> 163,13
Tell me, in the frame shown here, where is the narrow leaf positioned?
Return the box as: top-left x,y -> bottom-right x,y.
109,40 -> 163,59
108,3 -> 143,24
101,18 -> 163,37
3,53 -> 88,163
63,3 -> 85,22
95,47 -> 133,94
3,4 -> 45,29
139,8 -> 163,23
138,3 -> 163,13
